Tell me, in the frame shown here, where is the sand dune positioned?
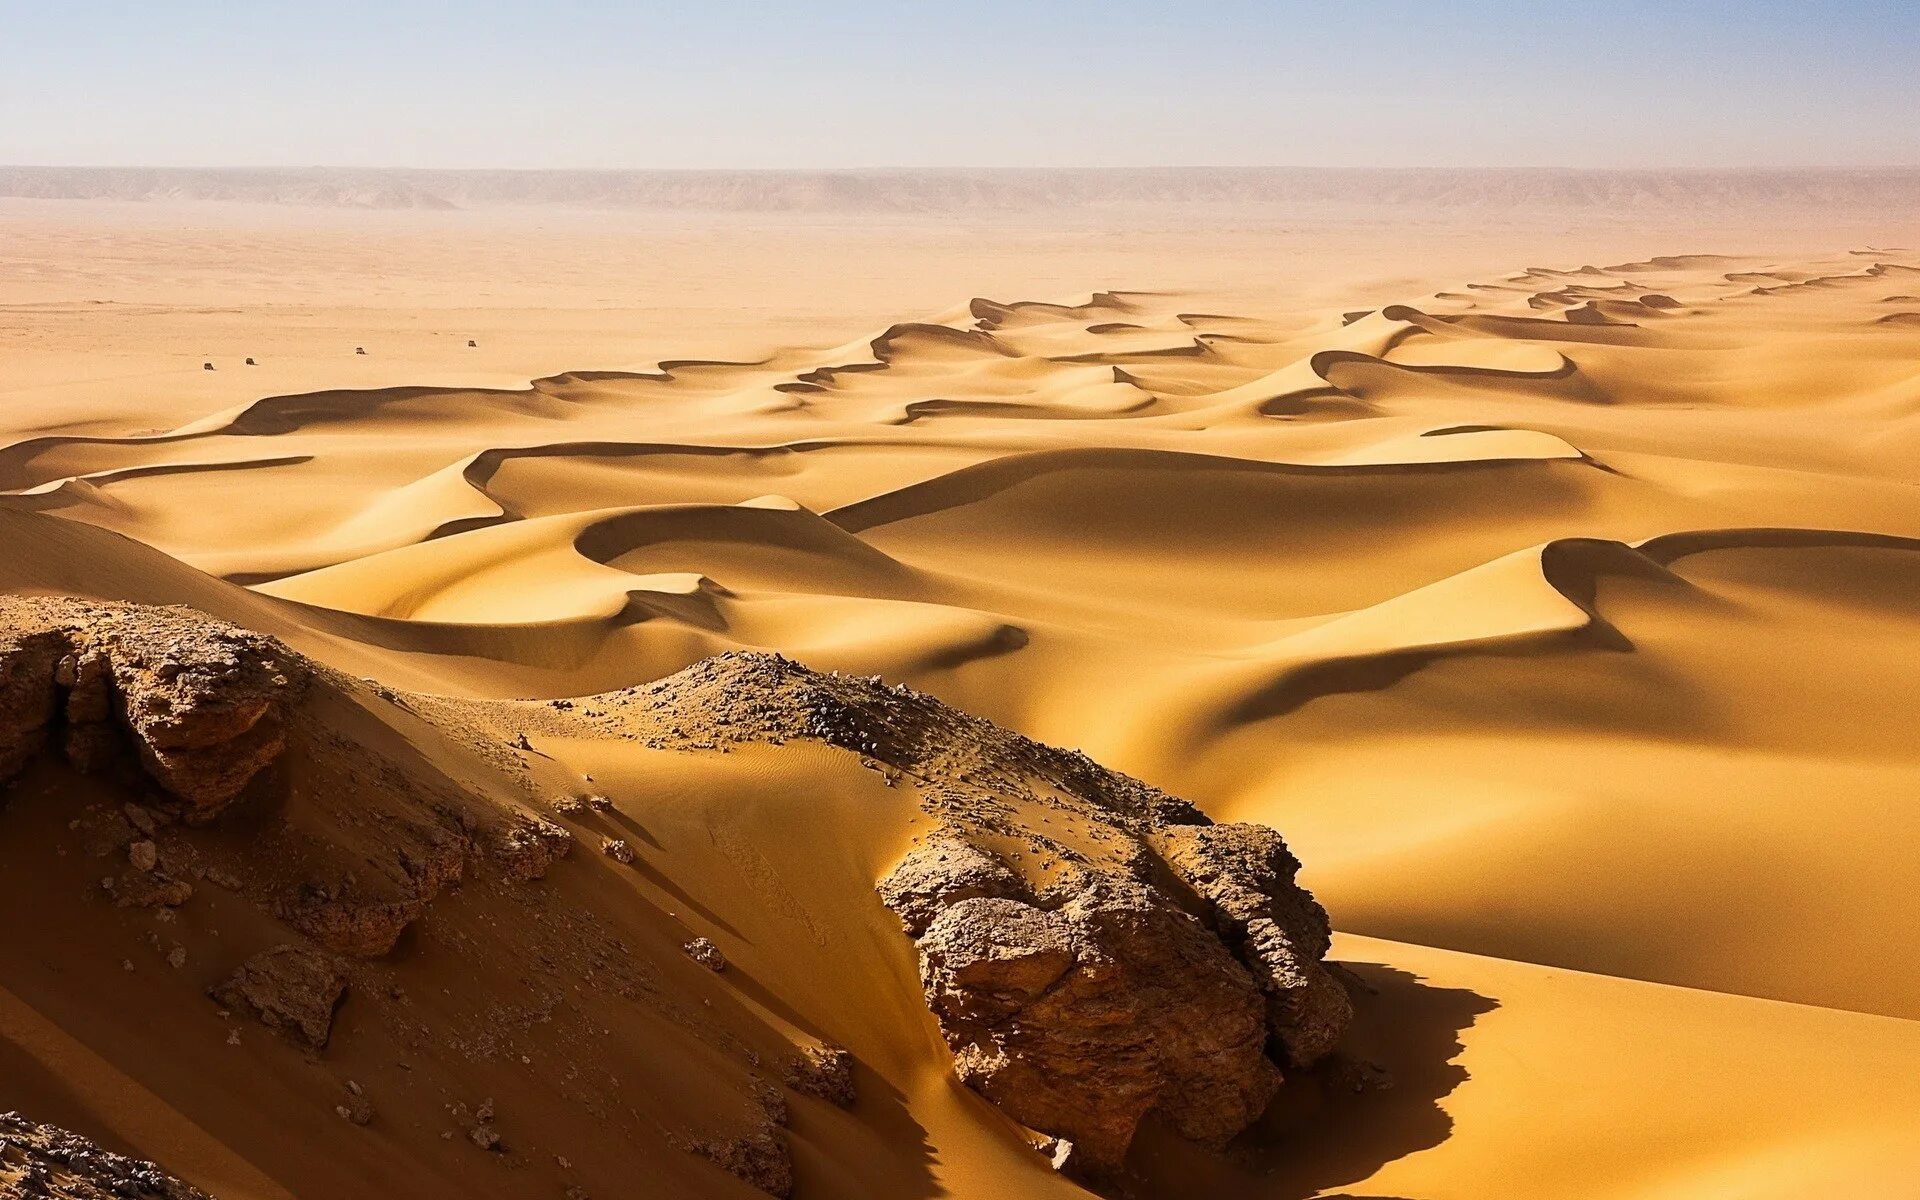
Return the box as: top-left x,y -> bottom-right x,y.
2,202 -> 1918,1200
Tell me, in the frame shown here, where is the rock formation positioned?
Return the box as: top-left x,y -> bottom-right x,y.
0,597 -> 306,822
622,652 -> 1353,1177
210,944 -> 352,1049
1149,823 -> 1352,1067
911,872 -> 1279,1169
0,1111 -> 210,1199
784,1044 -> 856,1108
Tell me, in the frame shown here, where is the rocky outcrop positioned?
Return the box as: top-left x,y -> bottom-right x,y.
1150,823 -> 1351,1068
616,651 -> 1353,1176
209,945 -> 351,1049
0,597 -> 307,822
785,1044 -> 856,1107
0,626 -> 64,784
875,832 -> 1022,936
884,825 -> 1350,1174
691,1130 -> 791,1199
0,1111 -> 210,1199
905,864 -> 1279,1171
492,815 -> 573,882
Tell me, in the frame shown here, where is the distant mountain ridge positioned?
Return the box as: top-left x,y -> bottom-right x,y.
4,165 -> 1918,213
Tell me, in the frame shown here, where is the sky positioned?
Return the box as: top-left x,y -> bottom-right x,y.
2,0 -> 1917,170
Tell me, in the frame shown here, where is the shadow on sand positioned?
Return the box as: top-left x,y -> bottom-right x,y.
1126,960 -> 1497,1199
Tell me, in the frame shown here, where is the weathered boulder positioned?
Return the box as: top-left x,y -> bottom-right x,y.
0,597 -> 308,821
912,873 -> 1279,1172
683,937 -> 727,972
286,892 -> 426,959
209,944 -> 351,1049
492,815 -> 573,882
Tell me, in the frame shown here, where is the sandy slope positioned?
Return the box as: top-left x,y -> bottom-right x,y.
2,199 -> 1919,1198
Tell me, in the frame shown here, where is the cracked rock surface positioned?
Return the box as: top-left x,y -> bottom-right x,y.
0,596 -> 306,822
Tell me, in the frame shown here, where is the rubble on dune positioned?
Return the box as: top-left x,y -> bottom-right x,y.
0,1110 -> 211,1199
625,652 -> 1354,1178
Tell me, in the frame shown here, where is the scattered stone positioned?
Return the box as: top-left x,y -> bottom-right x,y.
784,1043 -> 855,1107
208,945 -> 350,1049
115,871 -> 194,909
550,794 -> 587,815
468,1125 -> 502,1152
494,815 -> 573,882
691,1130 -> 791,1198
167,946 -> 188,969
123,803 -> 158,835
683,937 -> 726,972
584,794 -> 614,812
128,840 -> 159,872
203,867 -> 245,892
336,1097 -> 375,1126
1035,1135 -> 1077,1173
600,838 -> 635,864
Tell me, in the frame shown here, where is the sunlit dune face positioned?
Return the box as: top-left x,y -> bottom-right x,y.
2,197 -> 1919,1200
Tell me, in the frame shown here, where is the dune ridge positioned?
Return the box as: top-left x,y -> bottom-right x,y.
2,233 -> 1918,1199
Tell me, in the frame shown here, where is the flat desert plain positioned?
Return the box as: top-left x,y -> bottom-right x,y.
2,172 -> 1919,1199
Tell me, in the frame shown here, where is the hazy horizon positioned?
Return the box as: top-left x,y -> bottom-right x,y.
6,1 -> 1919,171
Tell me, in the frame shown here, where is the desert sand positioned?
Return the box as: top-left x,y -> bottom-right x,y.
2,172 -> 1918,1199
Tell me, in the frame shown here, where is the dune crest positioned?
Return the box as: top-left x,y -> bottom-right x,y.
3,233 -> 1920,1199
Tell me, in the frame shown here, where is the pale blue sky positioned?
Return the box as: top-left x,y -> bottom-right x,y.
2,1 -> 1915,168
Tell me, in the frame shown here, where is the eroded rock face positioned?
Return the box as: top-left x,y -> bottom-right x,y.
886,827 -> 1349,1173
0,627 -> 64,784
910,869 -> 1279,1171
1149,823 -> 1352,1068
0,1111 -> 210,1199
875,832 -> 1023,936
785,1044 -> 856,1108
209,944 -> 350,1049
0,597 -> 308,822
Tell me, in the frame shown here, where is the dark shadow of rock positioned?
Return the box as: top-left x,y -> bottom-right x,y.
1124,959 -> 1496,1198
